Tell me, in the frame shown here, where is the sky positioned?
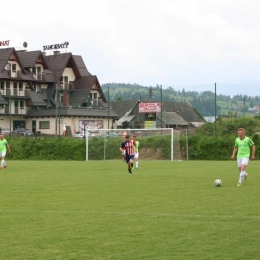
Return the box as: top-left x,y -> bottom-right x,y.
1,0 -> 260,96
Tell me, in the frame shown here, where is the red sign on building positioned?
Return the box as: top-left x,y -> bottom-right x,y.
139,102 -> 161,113
0,40 -> 10,47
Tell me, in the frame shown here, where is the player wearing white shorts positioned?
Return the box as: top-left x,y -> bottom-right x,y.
0,134 -> 11,169
133,135 -> 140,170
231,128 -> 255,186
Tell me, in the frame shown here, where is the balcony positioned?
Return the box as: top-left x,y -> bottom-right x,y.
0,89 -> 25,97
92,99 -> 103,107
2,106 -> 28,115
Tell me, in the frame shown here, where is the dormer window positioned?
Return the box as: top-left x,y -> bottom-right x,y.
12,64 -> 16,72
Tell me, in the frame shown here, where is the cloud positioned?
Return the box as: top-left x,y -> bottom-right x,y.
1,0 -> 260,95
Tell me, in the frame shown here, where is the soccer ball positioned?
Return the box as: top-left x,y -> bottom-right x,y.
214,179 -> 222,187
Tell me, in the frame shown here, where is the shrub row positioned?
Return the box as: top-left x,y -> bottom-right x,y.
5,133 -> 259,161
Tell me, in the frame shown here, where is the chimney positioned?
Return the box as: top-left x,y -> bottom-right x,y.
63,91 -> 69,107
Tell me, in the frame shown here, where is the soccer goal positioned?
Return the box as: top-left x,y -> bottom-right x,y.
85,128 -> 181,161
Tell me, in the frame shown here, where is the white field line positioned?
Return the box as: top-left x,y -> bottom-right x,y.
1,210 -> 260,220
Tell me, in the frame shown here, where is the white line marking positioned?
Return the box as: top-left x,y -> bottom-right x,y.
1,210 -> 259,219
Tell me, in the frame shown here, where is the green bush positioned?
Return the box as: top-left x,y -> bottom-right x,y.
5,122 -> 259,161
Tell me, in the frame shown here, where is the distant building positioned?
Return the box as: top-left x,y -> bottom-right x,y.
253,105 -> 260,113
110,100 -> 205,130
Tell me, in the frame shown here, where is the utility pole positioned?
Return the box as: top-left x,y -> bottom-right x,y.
108,86 -> 110,130
214,83 -> 217,135
58,87 -> 60,140
9,89 -> 11,140
55,83 -> 58,137
243,96 -> 248,116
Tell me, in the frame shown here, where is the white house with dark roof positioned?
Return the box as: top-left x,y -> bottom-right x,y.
0,47 -> 119,136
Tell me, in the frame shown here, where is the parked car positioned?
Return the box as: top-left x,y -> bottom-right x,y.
12,128 -> 34,137
1,127 -> 10,135
73,131 -> 93,139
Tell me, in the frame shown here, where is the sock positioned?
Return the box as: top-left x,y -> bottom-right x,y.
239,170 -> 246,183
136,162 -> 139,168
1,160 -> 4,167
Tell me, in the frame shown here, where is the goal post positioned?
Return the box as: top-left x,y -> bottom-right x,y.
85,128 -> 181,161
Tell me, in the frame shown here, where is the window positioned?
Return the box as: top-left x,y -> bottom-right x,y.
32,67 -> 36,74
19,82 -> 23,91
12,64 -> 16,72
5,63 -> 11,71
39,121 -> 50,129
0,81 -> 4,90
63,76 -> 68,89
20,100 -> 24,109
37,67 -> 41,80
6,82 -> 10,95
13,82 -> 18,95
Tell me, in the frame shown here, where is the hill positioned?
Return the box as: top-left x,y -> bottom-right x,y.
102,83 -> 260,117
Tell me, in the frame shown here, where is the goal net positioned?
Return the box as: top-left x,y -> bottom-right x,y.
85,128 -> 181,161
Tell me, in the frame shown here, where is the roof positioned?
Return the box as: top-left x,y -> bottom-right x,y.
117,115 -> 136,126
0,48 -> 13,71
0,48 -> 27,76
42,69 -> 55,82
157,112 -> 189,126
43,53 -> 95,84
160,102 -> 205,122
109,100 -> 140,117
110,100 -> 205,123
44,53 -> 72,82
25,107 -> 119,118
25,90 -> 47,106
0,48 -> 32,80
69,88 -> 90,107
17,50 -> 42,68
72,55 -> 91,77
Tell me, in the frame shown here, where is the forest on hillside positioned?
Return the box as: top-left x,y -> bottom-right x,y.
102,83 -> 260,117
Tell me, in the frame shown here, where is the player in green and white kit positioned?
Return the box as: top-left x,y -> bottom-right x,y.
133,135 -> 140,170
0,134 -> 11,169
231,128 -> 255,186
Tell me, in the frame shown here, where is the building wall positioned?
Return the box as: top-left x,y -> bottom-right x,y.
3,116 -> 114,136
62,68 -> 76,83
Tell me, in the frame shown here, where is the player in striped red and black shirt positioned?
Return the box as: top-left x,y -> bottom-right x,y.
120,134 -> 135,174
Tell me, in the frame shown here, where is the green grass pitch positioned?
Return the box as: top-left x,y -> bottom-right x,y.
1,160 -> 260,260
